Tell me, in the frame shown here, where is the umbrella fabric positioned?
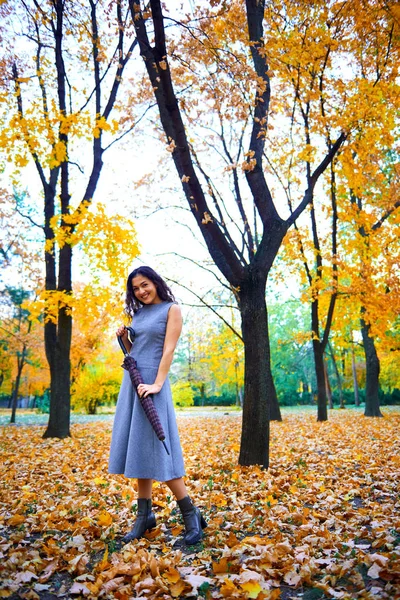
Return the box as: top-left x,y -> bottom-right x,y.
118,330 -> 170,455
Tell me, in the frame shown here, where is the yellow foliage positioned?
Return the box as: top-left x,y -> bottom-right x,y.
171,381 -> 194,407
71,357 -> 121,415
23,202 -> 140,327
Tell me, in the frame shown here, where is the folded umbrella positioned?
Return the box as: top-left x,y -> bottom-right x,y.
118,327 -> 170,455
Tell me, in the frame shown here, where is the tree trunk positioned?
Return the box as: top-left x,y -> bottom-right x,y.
360,317 -> 383,417
313,337 -> 328,421
328,341 -> 344,408
10,381 -> 19,424
324,360 -> 333,409
43,236 -> 72,437
311,298 -> 328,421
200,383 -> 205,407
43,308 -> 72,438
10,347 -> 27,424
8,386 -> 13,409
238,274 -> 271,468
238,387 -> 243,407
351,342 -> 360,406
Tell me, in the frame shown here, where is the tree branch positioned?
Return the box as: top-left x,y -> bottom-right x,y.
130,0 -> 246,285
286,131 -> 347,228
166,277 -> 243,341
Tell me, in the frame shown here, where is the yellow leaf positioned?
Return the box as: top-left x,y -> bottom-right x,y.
97,545 -> 109,571
97,511 -> 113,527
93,477 -> 107,485
211,491 -> 227,507
240,580 -> 262,598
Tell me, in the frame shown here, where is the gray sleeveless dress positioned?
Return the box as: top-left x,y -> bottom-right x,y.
108,301 -> 186,481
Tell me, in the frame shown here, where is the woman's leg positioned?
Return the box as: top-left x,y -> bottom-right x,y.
165,477 -> 207,545
138,478 -> 153,499
165,477 -> 187,501
122,479 -> 155,543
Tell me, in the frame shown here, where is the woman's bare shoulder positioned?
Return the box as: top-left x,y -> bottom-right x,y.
168,303 -> 182,318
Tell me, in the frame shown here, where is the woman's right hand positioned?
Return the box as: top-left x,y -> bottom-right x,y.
116,325 -> 127,338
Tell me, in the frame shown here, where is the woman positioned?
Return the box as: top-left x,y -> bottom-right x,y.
108,266 -> 206,545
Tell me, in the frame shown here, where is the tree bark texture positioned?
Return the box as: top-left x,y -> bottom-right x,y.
324,360 -> 333,409
313,338 -> 328,421
351,343 -> 360,406
360,317 -> 383,417
10,346 -> 27,424
328,341 -> 344,408
238,275 -> 271,468
311,298 -> 328,421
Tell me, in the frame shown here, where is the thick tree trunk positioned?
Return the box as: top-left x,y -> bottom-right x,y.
313,338 -> 328,421
360,317 -> 383,417
238,274 -> 272,468
43,234 -> 72,437
43,307 -> 72,438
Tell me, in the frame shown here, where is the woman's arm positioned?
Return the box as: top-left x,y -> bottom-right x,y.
137,304 -> 182,398
116,325 -> 132,353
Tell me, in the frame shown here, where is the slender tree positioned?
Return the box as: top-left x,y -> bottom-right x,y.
0,1 -> 139,437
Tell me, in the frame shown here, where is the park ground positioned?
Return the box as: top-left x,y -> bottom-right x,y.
0,407 -> 399,599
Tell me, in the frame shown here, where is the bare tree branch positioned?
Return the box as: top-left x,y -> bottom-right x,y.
166,277 -> 243,341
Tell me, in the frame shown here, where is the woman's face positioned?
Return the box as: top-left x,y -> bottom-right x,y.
132,275 -> 161,305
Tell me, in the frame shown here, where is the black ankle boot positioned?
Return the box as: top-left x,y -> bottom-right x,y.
177,496 -> 207,545
122,498 -> 156,543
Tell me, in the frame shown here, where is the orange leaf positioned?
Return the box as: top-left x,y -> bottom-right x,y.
8,514 -> 25,526
170,579 -> 187,597
171,524 -> 184,536
226,531 -> 240,547
220,577 -> 241,598
212,557 -> 229,574
163,567 -> 181,584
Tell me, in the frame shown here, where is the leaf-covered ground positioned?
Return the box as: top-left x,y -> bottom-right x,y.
0,408 -> 399,599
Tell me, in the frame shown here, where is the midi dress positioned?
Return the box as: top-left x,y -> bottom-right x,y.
108,301 -> 186,481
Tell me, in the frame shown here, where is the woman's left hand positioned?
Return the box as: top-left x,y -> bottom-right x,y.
137,383 -> 162,398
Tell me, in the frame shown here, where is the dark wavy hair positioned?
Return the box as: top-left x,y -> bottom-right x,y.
125,266 -> 175,316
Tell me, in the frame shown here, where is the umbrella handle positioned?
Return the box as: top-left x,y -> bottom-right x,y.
117,327 -> 136,355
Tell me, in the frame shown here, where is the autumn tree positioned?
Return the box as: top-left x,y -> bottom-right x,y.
128,0 -> 350,467
0,287 -> 47,423
0,0 -> 140,437
71,349 -> 122,415
0,189 -> 45,413
336,2 -> 400,417
267,0 -> 399,420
